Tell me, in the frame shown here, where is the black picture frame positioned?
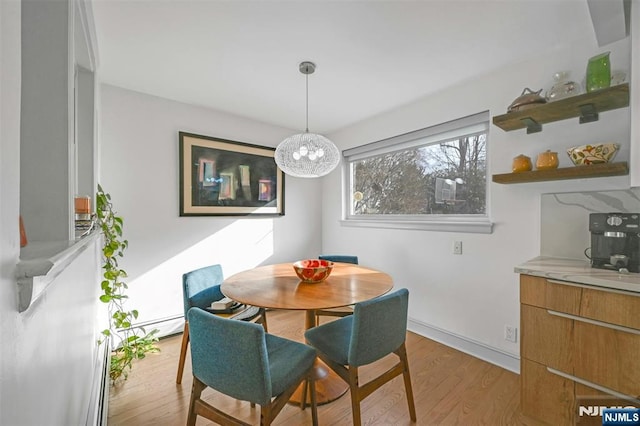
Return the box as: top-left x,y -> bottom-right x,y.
179,132 -> 284,216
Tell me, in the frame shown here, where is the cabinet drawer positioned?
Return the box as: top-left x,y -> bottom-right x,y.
521,359 -> 640,426
575,383 -> 618,426
580,288 -> 640,330
521,358 -> 575,425
520,274 -> 640,330
521,304 -> 573,373
520,275 -> 581,314
574,319 -> 640,396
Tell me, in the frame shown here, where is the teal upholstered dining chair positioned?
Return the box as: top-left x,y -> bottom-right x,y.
304,288 -> 417,426
315,254 -> 359,324
186,308 -> 318,426
176,264 -> 267,384
319,254 -> 359,265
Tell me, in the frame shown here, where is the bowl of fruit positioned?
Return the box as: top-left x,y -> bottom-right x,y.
293,259 -> 334,283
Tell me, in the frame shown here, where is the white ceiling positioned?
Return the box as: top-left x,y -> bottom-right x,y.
92,0 -> 597,134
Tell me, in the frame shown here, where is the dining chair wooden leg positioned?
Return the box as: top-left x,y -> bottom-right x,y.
309,376 -> 318,426
186,376 -> 206,426
397,343 -> 417,422
189,377 -> 250,426
260,405 -> 274,426
348,366 -> 362,426
176,321 -> 190,384
259,308 -> 268,332
300,379 -> 308,410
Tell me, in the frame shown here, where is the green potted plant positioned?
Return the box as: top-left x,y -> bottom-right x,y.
96,184 -> 159,383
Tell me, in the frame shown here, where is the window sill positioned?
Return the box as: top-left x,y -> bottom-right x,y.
340,218 -> 493,234
16,231 -> 101,312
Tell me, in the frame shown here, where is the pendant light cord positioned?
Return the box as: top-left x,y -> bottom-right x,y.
305,71 -> 309,133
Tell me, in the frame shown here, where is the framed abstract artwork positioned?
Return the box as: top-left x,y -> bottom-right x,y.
179,132 -> 284,216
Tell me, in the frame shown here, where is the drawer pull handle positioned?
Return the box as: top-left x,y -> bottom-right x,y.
546,279 -> 640,297
546,279 -> 585,288
546,309 -> 640,336
546,367 -> 640,404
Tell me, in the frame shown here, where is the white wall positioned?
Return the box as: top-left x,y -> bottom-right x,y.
2,2 -> 104,425
323,36 -> 631,370
99,85 -> 323,331
0,3 -> 23,419
20,0 -> 74,242
541,188 -> 640,259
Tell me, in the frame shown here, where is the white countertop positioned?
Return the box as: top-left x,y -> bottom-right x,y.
515,256 -> 640,294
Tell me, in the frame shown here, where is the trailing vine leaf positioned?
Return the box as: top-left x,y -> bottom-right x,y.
96,184 -> 159,383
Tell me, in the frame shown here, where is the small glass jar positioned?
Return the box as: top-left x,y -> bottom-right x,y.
536,150 -> 559,170
546,71 -> 581,101
74,195 -> 92,221
610,70 -> 627,86
512,154 -> 532,173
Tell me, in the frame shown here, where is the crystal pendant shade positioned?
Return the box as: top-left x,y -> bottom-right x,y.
275,132 -> 340,178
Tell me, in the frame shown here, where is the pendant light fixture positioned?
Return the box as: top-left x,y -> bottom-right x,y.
275,61 -> 340,178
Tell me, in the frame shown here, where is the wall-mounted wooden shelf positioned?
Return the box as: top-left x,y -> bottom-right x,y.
492,162 -> 628,184
492,83 -> 629,134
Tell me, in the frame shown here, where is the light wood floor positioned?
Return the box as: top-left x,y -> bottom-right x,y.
107,309 -> 544,426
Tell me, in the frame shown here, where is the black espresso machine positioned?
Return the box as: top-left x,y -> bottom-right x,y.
589,213 -> 640,272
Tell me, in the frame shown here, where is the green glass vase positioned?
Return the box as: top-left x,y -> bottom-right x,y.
585,52 -> 610,92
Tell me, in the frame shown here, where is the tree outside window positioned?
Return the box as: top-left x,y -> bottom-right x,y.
348,119 -> 487,218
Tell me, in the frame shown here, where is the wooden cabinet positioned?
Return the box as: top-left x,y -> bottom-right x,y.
520,275 -> 640,424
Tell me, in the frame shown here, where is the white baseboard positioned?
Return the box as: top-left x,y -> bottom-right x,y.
154,317 -> 185,338
407,317 -> 520,374
132,315 -> 185,340
119,314 -> 185,341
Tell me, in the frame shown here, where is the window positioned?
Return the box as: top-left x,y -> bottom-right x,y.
343,111 -> 492,233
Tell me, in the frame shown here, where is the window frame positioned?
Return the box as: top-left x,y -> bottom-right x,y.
341,111 -> 493,234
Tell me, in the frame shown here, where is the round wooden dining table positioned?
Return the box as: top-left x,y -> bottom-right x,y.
221,262 -> 394,405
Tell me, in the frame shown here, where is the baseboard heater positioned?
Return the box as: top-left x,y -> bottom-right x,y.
125,314 -> 185,339
87,315 -> 184,425
87,335 -> 111,426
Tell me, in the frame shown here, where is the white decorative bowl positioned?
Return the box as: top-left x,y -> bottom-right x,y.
566,143 -> 619,166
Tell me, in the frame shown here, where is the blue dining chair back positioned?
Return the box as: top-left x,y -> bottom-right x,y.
176,264 -> 266,384
315,254 -> 359,323
304,288 -> 416,425
182,264 -> 225,316
318,254 -> 359,264
349,287 -> 409,366
187,308 -> 318,426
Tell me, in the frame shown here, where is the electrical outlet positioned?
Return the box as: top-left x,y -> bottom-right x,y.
453,240 -> 463,255
505,325 -> 517,343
